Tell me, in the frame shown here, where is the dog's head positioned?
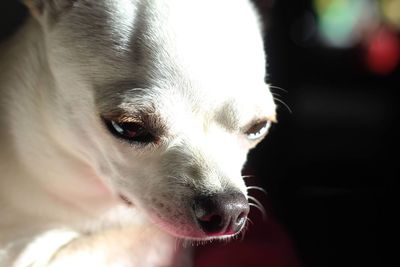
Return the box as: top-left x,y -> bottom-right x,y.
25,0 -> 276,239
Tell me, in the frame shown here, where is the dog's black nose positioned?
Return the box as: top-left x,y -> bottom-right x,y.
193,192 -> 249,236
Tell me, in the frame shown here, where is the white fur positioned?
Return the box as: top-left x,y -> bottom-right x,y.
0,0 -> 276,266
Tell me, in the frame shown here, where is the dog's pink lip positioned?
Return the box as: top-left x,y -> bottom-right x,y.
168,229 -> 240,240
205,230 -> 236,237
150,216 -> 242,240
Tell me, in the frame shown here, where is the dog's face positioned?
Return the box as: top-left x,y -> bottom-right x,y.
27,0 -> 276,239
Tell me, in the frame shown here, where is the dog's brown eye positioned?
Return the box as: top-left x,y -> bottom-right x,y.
245,120 -> 271,140
103,119 -> 156,144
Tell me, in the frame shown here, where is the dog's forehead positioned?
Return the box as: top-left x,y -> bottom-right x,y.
56,0 -> 274,124
56,0 -> 266,84
151,0 -> 267,86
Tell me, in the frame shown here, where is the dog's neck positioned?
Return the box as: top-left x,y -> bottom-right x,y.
0,18 -> 134,230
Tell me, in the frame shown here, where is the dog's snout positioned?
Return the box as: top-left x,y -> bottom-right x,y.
193,192 -> 249,236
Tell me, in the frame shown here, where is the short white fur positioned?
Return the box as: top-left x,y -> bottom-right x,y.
0,0 -> 276,266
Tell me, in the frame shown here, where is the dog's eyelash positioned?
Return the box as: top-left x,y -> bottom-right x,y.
102,117 -> 157,144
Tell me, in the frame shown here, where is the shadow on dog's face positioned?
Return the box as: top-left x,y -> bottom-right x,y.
29,0 -> 276,239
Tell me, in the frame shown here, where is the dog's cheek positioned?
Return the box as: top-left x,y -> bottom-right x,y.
137,165 -> 195,231
144,193 -> 196,236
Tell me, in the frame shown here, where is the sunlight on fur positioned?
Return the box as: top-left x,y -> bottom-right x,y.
0,0 -> 276,266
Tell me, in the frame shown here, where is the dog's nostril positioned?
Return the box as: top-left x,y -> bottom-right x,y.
197,214 -> 224,234
193,192 -> 249,236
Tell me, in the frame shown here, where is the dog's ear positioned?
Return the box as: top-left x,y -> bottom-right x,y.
23,0 -> 74,19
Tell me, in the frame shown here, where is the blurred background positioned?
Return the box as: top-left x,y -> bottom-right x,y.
248,0 -> 398,266
1,0 -> 398,267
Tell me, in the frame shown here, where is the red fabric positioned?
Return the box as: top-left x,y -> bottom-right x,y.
194,197 -> 302,267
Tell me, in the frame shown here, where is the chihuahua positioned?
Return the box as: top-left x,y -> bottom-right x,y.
0,0 -> 276,266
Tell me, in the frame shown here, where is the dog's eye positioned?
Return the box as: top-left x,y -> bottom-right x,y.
245,120 -> 271,140
104,119 -> 156,144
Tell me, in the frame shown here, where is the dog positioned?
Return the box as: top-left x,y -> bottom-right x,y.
0,0 -> 276,266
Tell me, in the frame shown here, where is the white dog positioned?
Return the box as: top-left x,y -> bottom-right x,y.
0,0 -> 276,266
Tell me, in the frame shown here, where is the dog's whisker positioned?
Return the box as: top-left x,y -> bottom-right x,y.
240,227 -> 246,241
224,236 -> 233,244
182,239 -> 191,248
248,200 -> 267,221
128,87 -> 147,93
269,85 -> 288,93
248,196 -> 267,217
249,203 -> 267,221
246,186 -> 268,196
271,92 -> 282,97
239,218 -> 251,241
240,226 -> 247,242
273,97 -> 293,114
248,196 -> 266,213
174,238 -> 184,252
242,175 -> 255,179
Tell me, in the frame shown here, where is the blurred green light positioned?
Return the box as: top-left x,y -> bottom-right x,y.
313,0 -> 364,47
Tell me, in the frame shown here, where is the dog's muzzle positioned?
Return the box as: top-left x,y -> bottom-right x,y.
193,192 -> 249,236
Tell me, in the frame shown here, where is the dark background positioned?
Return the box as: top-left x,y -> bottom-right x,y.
1,1 -> 398,267
249,0 -> 398,267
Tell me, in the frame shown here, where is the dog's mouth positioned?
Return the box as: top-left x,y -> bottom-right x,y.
118,191 -> 249,240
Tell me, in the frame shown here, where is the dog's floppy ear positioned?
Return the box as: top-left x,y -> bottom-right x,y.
23,0 -> 74,19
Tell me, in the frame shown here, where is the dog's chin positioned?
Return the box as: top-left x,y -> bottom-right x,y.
147,214 -> 246,242
154,225 -> 232,241
175,231 -> 242,242
165,226 -> 244,242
